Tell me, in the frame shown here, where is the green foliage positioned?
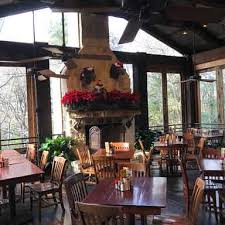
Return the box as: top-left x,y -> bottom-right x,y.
135,129 -> 160,151
39,136 -> 78,163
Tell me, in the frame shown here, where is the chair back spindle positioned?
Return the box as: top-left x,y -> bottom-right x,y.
76,202 -> 124,225
39,150 -> 49,170
92,156 -> 116,183
50,156 -> 67,186
64,173 -> 88,225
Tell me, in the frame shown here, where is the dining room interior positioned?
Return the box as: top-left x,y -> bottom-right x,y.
1,0 -> 225,225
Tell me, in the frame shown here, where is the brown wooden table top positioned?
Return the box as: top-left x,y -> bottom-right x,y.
94,148 -> 134,160
200,159 -> 225,176
0,150 -> 44,185
83,177 -> 167,213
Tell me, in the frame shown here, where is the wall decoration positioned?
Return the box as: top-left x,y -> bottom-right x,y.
89,126 -> 101,150
110,61 -> 126,79
80,67 -> 96,87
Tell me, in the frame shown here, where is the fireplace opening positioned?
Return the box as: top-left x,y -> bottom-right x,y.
85,123 -> 126,150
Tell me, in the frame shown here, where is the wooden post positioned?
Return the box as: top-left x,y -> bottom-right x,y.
216,66 -> 224,125
162,72 -> 169,132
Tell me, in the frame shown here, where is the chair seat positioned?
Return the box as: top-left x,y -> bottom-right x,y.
153,214 -> 187,225
29,182 -> 60,193
82,166 -> 95,174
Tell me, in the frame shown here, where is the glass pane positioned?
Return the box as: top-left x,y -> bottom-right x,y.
200,71 -> 217,124
34,8 -> 63,45
167,73 -> 182,125
64,12 -> 80,47
0,12 -> 33,43
108,16 -> 182,57
0,67 -> 28,149
50,60 -> 64,135
147,72 -> 163,127
123,64 -> 133,93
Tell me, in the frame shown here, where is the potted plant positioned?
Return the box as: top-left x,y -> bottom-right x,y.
39,136 -> 80,173
135,129 -> 161,151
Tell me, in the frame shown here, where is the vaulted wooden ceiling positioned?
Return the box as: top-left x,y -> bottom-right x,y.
1,0 -> 225,55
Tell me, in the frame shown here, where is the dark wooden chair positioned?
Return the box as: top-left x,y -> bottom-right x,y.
76,202 -> 124,225
92,155 -> 116,183
152,178 -> 205,225
29,156 -> 67,222
76,145 -> 95,181
64,173 -> 88,225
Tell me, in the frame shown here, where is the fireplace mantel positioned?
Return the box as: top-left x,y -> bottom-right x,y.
68,109 -> 141,119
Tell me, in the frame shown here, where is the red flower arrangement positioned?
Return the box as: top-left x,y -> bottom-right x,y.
61,89 -> 139,111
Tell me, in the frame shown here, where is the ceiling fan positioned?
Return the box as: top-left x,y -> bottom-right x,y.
180,30 -> 215,84
180,74 -> 216,83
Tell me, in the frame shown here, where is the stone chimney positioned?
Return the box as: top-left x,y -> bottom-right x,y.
64,14 -> 139,149
66,13 -> 131,92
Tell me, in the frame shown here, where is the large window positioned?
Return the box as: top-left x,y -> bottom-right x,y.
200,71 -> 217,124
49,60 -> 65,135
147,72 -> 163,127
0,8 -> 80,47
167,73 -> 182,125
108,16 -> 182,57
0,12 -> 33,43
0,67 -> 28,148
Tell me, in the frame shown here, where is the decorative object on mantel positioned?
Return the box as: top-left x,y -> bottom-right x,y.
80,67 -> 96,87
61,89 -> 139,111
110,61 -> 126,79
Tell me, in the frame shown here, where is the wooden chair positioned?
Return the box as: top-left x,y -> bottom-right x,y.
22,150 -> 49,202
196,137 -> 206,158
118,162 -> 147,177
183,131 -> 195,155
92,155 -> 116,183
64,173 -> 88,225
76,202 -> 124,225
202,148 -> 221,159
39,150 -> 49,171
76,145 -> 95,181
26,143 -> 36,163
135,139 -> 153,175
152,178 -> 205,225
110,142 -> 129,152
29,156 -> 67,222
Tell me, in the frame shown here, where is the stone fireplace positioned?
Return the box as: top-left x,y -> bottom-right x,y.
64,13 -> 140,149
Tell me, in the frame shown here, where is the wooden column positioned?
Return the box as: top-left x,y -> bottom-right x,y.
26,70 -> 37,143
216,66 -> 224,125
133,58 -> 148,130
162,72 -> 169,132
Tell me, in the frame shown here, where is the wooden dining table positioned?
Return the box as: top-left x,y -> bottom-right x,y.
199,158 -> 225,176
83,177 -> 167,225
0,150 -> 43,219
94,148 -> 134,163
